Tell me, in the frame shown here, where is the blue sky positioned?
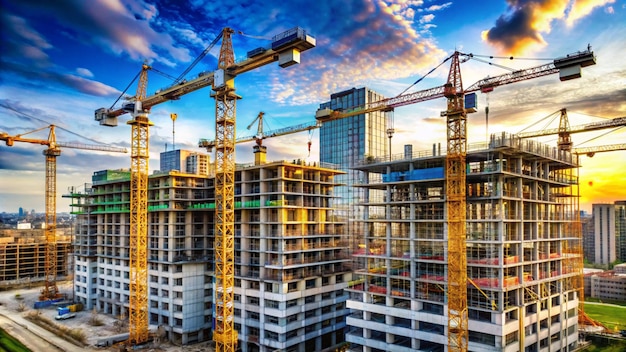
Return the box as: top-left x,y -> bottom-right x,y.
1,0 -> 625,214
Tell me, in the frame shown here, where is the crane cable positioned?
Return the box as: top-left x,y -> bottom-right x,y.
575,126 -> 626,147
516,110 -> 562,134
396,54 -> 453,97
396,51 -> 556,99
0,103 -> 122,146
109,69 -> 141,110
174,31 -> 224,84
236,30 -> 271,41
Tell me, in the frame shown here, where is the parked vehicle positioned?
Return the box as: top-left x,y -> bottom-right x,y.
55,313 -> 76,320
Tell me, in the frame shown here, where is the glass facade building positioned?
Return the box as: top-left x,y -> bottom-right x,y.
160,149 -> 211,175
319,87 -> 390,255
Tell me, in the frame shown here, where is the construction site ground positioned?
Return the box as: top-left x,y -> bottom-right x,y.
0,281 -> 214,352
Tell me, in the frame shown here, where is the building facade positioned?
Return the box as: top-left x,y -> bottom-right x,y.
592,204 -> 616,265
67,157 -> 350,350
160,149 -> 211,175
616,201 -> 626,263
584,265 -> 626,302
346,133 -> 581,352
0,228 -> 71,289
319,87 -> 390,258
581,213 -> 594,263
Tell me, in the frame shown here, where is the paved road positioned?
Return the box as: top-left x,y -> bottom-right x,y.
0,306 -> 90,352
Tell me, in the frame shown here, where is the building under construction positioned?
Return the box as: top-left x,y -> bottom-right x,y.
346,133 -> 582,352
0,228 -> 72,289
67,152 -> 351,350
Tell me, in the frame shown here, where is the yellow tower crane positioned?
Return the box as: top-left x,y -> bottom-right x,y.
199,112 -> 321,165
516,109 -> 626,333
516,108 -> 626,151
316,48 -> 596,352
95,26 -> 315,349
0,125 -> 127,301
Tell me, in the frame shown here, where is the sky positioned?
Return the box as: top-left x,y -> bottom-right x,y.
0,0 -> 624,214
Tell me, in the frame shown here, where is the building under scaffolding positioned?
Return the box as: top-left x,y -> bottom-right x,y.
346,132 -> 582,352
0,228 -> 72,289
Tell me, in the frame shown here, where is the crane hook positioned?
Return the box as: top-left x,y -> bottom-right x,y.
307,130 -> 313,156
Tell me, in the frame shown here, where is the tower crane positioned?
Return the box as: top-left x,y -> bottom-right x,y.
199,112 -> 321,164
316,48 -> 596,352
247,111 -> 268,163
516,108 -> 626,151
95,26 -> 315,350
515,108 -> 625,331
0,125 -> 127,300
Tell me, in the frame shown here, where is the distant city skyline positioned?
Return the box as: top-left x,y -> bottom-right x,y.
1,0 -> 625,213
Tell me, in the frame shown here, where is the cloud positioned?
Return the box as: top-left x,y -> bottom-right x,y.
566,0 -> 615,26
7,0 -> 192,67
76,68 -> 94,78
420,14 -> 435,24
424,2 -> 452,12
0,99 -> 65,127
481,0 -> 615,55
0,59 -> 121,98
260,0 -> 447,105
0,13 -> 52,66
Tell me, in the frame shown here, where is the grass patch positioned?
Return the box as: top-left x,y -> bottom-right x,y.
583,302 -> 626,332
0,327 -> 31,352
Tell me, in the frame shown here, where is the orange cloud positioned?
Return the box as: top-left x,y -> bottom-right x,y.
566,0 -> 615,26
482,0 -> 616,55
481,0 -> 568,55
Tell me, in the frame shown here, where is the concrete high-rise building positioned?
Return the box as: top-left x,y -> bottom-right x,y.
616,200 -> 626,262
592,204 -> 616,265
346,133 -> 581,352
67,156 -> 350,350
160,149 -> 211,175
318,87 -> 390,257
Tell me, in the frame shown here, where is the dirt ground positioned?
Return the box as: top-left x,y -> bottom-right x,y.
0,281 -> 214,351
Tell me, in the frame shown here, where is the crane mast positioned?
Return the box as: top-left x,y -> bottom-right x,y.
444,52 -> 468,352
43,127 -> 62,300
127,63 -> 152,345
212,27 -> 239,352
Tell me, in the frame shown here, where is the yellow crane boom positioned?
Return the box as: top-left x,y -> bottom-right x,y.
573,143 -> 626,156
198,118 -> 320,149
0,125 -> 127,300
